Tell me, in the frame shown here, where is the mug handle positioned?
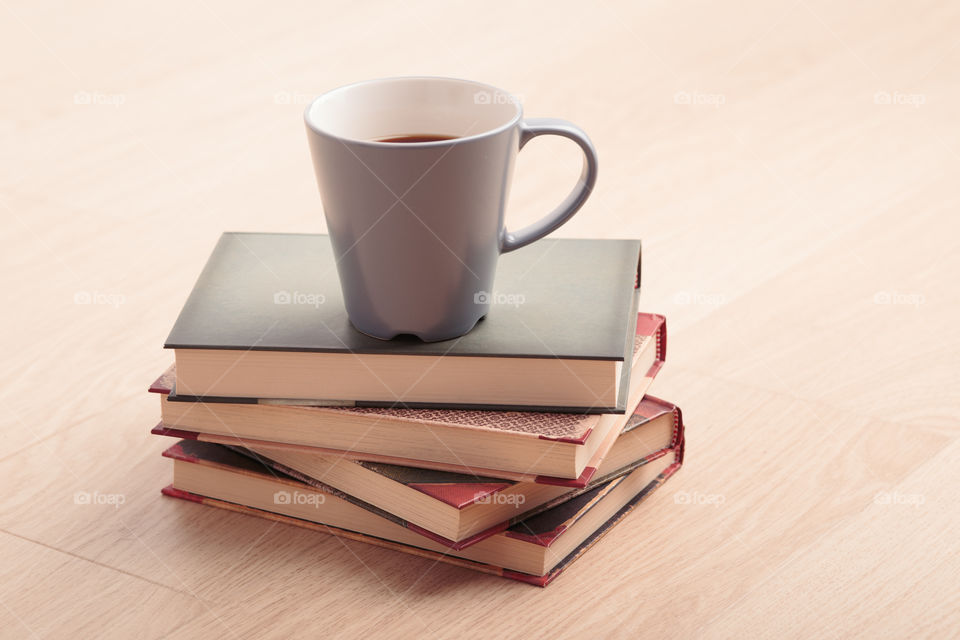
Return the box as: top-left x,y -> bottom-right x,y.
501,117 -> 599,253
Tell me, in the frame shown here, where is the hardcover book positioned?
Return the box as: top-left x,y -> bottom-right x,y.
161,430 -> 684,586
233,395 -> 684,548
151,314 -> 666,481
164,232 -> 643,413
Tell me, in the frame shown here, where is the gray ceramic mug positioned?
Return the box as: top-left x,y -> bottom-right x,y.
304,77 -> 598,341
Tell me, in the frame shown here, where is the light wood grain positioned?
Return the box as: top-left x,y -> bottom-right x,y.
1,0 -> 958,638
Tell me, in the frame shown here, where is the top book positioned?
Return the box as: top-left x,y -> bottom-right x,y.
165,233 -> 642,413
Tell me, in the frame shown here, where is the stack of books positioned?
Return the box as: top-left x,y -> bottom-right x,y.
152,232 -> 684,586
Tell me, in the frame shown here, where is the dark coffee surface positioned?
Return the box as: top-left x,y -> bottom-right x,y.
376,134 -> 458,143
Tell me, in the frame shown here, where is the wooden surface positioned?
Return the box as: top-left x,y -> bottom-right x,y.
1,1 -> 958,638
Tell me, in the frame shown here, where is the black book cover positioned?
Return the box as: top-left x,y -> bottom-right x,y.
164,232 -> 641,361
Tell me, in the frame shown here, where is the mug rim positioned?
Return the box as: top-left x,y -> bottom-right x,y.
304,76 -> 524,147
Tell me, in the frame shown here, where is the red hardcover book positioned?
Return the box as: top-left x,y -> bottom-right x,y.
161,421 -> 684,586
224,396 -> 683,549
151,313 -> 666,482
